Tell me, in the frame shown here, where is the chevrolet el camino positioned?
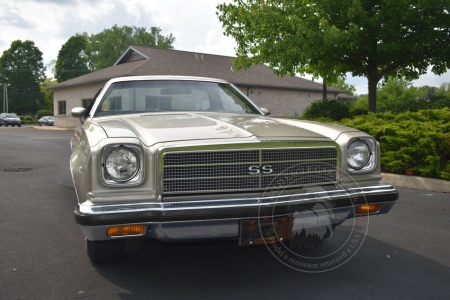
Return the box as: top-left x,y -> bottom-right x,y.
70,76 -> 399,263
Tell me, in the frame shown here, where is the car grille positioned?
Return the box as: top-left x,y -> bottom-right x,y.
162,147 -> 338,194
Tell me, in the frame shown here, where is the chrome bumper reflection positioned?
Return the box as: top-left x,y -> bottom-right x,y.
77,183 -> 397,215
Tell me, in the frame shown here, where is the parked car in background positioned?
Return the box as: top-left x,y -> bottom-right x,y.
38,116 -> 54,126
70,76 -> 399,263
0,113 -> 21,127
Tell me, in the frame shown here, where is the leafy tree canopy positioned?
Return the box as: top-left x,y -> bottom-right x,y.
217,0 -> 450,112
0,40 -> 46,115
40,77 -> 57,111
329,77 -> 357,97
376,77 -> 419,113
351,78 -> 450,114
55,34 -> 90,82
84,25 -> 175,70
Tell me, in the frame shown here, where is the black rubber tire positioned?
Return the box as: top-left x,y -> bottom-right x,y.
5,124 -> 8,127
12,125 -> 14,127
86,239 -> 126,263
39,122 -> 42,126
18,124 -> 21,127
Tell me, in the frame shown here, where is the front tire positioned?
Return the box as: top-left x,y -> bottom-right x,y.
86,239 -> 126,263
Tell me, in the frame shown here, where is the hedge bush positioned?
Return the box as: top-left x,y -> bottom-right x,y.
338,108 -> 450,180
36,110 -> 53,119
349,106 -> 368,117
301,98 -> 350,121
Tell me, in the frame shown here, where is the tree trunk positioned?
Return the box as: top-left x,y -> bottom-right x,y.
367,69 -> 378,113
322,78 -> 327,99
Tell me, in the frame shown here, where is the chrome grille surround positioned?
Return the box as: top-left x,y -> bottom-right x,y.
159,143 -> 339,195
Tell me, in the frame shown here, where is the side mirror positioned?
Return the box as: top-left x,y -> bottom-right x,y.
71,107 -> 87,118
260,107 -> 271,116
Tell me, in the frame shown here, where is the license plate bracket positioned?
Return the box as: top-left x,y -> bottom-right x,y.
239,216 -> 293,247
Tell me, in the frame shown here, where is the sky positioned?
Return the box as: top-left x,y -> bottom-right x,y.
0,0 -> 448,95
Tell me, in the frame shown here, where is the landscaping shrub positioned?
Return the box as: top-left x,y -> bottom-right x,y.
339,108 -> 450,180
22,115 -> 38,124
36,109 -> 53,119
349,106 -> 368,117
302,98 -> 350,121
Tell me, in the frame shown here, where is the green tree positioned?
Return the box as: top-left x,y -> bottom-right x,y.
417,83 -> 450,109
55,34 -> 90,82
85,25 -> 175,70
376,77 -> 420,113
40,77 -> 57,111
217,0 -> 450,112
0,40 -> 46,115
329,76 -> 357,97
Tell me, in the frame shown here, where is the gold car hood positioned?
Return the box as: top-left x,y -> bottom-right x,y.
96,113 -> 337,146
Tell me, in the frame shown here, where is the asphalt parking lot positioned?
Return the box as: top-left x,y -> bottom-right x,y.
0,126 -> 449,300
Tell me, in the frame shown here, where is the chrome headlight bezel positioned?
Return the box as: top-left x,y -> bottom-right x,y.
347,137 -> 376,173
101,144 -> 144,185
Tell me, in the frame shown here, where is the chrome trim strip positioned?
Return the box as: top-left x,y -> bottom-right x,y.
77,184 -> 396,215
154,180 -> 341,195
163,171 -> 337,181
163,158 -> 338,167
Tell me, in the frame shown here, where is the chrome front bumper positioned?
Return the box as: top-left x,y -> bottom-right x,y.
75,182 -> 398,241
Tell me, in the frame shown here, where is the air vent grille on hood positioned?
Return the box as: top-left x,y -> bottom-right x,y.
140,112 -> 189,117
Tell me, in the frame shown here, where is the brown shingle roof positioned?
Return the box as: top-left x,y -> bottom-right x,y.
336,93 -> 357,100
49,46 -> 343,94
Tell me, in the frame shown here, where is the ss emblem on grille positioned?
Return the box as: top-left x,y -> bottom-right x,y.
248,165 -> 273,175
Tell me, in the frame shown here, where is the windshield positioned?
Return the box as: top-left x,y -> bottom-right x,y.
93,80 -> 261,117
6,114 -> 18,118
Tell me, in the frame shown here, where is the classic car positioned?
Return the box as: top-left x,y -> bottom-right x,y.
0,113 -> 21,127
70,76 -> 398,263
38,116 -> 54,126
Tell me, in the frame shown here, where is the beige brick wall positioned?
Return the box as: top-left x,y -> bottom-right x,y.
236,86 -> 325,117
53,82 -> 105,128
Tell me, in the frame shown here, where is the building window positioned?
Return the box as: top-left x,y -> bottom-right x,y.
58,101 -> 66,115
82,99 -> 92,109
109,96 -> 122,111
145,96 -> 171,111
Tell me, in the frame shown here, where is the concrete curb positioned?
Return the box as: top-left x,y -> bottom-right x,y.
32,126 -> 74,131
382,173 -> 450,193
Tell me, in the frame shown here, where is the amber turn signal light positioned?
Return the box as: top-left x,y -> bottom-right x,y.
107,225 -> 146,237
355,204 -> 382,214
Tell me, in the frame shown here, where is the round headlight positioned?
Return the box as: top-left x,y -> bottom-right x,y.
104,147 -> 140,182
347,140 -> 371,170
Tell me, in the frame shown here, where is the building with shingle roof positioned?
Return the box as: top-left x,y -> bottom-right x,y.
49,46 -> 346,127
